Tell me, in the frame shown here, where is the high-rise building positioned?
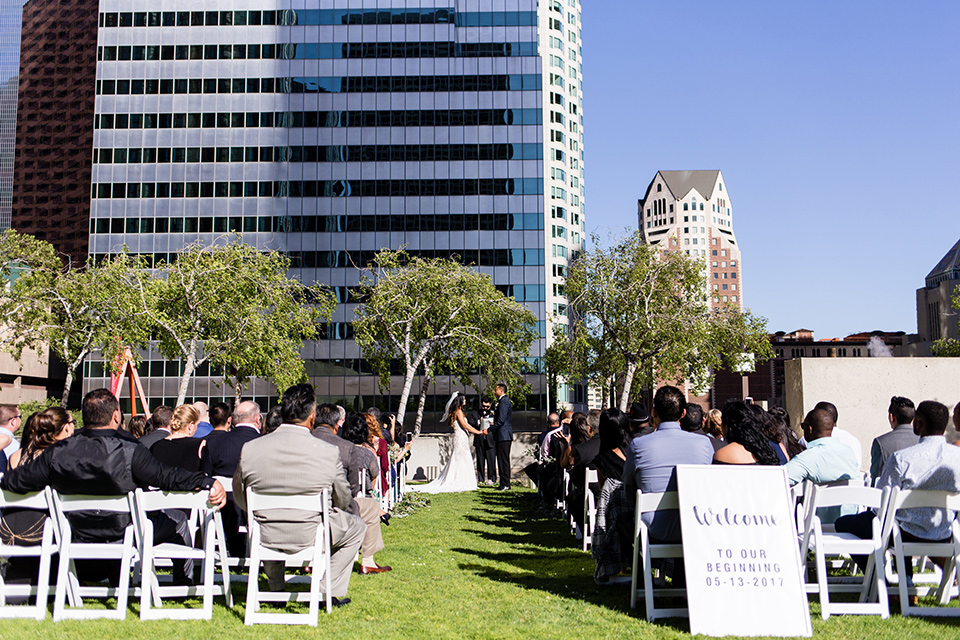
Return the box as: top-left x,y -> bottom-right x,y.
0,0 -> 25,231
81,0 -> 585,425
11,0 -> 100,265
638,169 -> 741,309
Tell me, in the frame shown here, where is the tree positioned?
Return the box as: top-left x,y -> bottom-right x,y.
0,230 -> 153,407
353,249 -> 537,437
143,239 -> 335,405
554,230 -> 773,411
931,284 -> 960,356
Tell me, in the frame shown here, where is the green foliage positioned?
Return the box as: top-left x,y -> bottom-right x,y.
931,285 -> 960,356
148,238 -> 336,404
17,397 -> 83,429
554,230 -> 773,410
0,231 -> 153,407
354,249 -> 537,436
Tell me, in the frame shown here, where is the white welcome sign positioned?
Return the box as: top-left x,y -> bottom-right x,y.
676,465 -> 811,637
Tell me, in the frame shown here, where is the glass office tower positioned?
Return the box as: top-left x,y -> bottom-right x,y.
0,0 -> 25,231
83,0 -> 584,428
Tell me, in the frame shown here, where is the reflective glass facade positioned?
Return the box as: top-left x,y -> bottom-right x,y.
0,0 -> 25,230
84,0 -> 585,427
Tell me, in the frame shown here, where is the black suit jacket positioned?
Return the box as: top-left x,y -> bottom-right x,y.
201,425 -> 260,478
491,395 -> 513,442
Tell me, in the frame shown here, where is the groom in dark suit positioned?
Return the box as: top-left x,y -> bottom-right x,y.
490,383 -> 513,491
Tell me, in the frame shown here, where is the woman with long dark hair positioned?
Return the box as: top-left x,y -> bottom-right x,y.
714,401 -> 780,465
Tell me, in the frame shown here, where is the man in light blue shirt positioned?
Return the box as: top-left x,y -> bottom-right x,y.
623,386 -> 714,542
785,408 -> 860,523
785,408 -> 859,487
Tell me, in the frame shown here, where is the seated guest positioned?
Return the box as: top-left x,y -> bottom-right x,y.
954,402 -> 960,447
6,412 -> 39,471
235,384 -> 365,605
340,413 -> 381,497
624,386 -> 715,541
2,389 -> 224,585
768,406 -> 805,458
628,402 -> 654,440
714,401 -> 781,465
870,396 -> 919,483
593,409 -> 630,484
202,401 -> 262,556
0,404 -> 22,459
751,404 -> 789,463
1,408 -> 74,582
263,406 -> 283,434
192,401 -> 213,438
315,407 -> 390,575
705,409 -> 724,441
203,401 -> 233,446
836,400 -> 960,576
784,408 -> 859,523
151,404 -> 207,472
139,405 -> 174,448
537,413 -> 564,502
560,413 -> 596,530
680,403 -> 723,453
812,401 -> 862,470
126,414 -> 150,439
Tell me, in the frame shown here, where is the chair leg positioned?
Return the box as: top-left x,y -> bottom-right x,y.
53,545 -> 71,622
34,524 -> 53,620
815,547 -> 830,620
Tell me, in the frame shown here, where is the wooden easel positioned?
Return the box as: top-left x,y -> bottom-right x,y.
110,347 -> 148,416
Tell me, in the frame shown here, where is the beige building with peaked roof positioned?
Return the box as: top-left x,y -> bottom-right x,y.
638,170 -> 742,309
916,238 -> 960,346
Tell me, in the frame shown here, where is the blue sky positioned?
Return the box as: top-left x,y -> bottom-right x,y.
581,1 -> 960,338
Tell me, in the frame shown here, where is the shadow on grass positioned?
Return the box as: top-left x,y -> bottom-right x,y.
450,489 -> 690,633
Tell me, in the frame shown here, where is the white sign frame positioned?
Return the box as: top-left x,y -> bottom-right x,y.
676,465 -> 811,637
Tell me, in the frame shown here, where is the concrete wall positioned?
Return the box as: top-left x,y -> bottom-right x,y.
405,432 -> 539,485
784,358 -> 960,470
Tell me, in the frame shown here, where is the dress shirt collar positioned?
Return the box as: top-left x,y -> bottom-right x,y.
919,435 -> 946,444
655,421 -> 681,431
234,422 -> 260,432
277,423 -> 312,433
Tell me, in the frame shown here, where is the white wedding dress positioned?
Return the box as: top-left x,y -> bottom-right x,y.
412,414 -> 478,494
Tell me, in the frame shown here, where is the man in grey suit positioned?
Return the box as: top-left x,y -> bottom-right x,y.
869,396 -> 919,484
313,403 -> 390,575
234,384 -> 365,606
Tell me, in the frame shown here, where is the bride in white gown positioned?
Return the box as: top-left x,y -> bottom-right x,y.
412,392 -> 484,494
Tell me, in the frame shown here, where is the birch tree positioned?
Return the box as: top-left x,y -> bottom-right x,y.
146,239 -> 335,405
353,249 -> 537,437
557,230 -> 773,411
0,230 -> 152,406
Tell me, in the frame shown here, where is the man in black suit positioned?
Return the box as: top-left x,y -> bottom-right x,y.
202,400 -> 262,556
469,398 -> 496,485
490,383 -> 513,491
313,404 -> 390,574
202,401 -> 233,447
680,403 -> 724,453
139,405 -> 173,449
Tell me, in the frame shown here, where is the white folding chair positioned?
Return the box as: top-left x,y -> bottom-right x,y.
630,490 -> 687,620
48,490 -> 137,621
214,475 -> 250,579
887,488 -> 960,617
582,468 -> 598,551
802,484 -> 890,619
0,487 -> 56,619
244,488 -> 332,626
131,488 -> 232,619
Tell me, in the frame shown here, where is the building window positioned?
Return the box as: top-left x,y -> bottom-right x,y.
657,183 -> 661,192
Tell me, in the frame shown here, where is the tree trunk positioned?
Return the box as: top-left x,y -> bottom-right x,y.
411,373 -> 432,439
61,367 -> 74,409
395,366 -> 416,431
600,380 -> 609,411
618,361 -> 638,412
234,378 -> 243,405
176,343 -> 197,405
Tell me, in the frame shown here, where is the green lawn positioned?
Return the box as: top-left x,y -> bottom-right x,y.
3,486 -> 960,639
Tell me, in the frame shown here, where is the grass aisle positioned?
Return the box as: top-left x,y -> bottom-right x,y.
3,486 -> 960,639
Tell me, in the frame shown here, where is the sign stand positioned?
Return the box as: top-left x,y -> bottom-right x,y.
676,465 -> 811,637
110,346 -> 148,416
